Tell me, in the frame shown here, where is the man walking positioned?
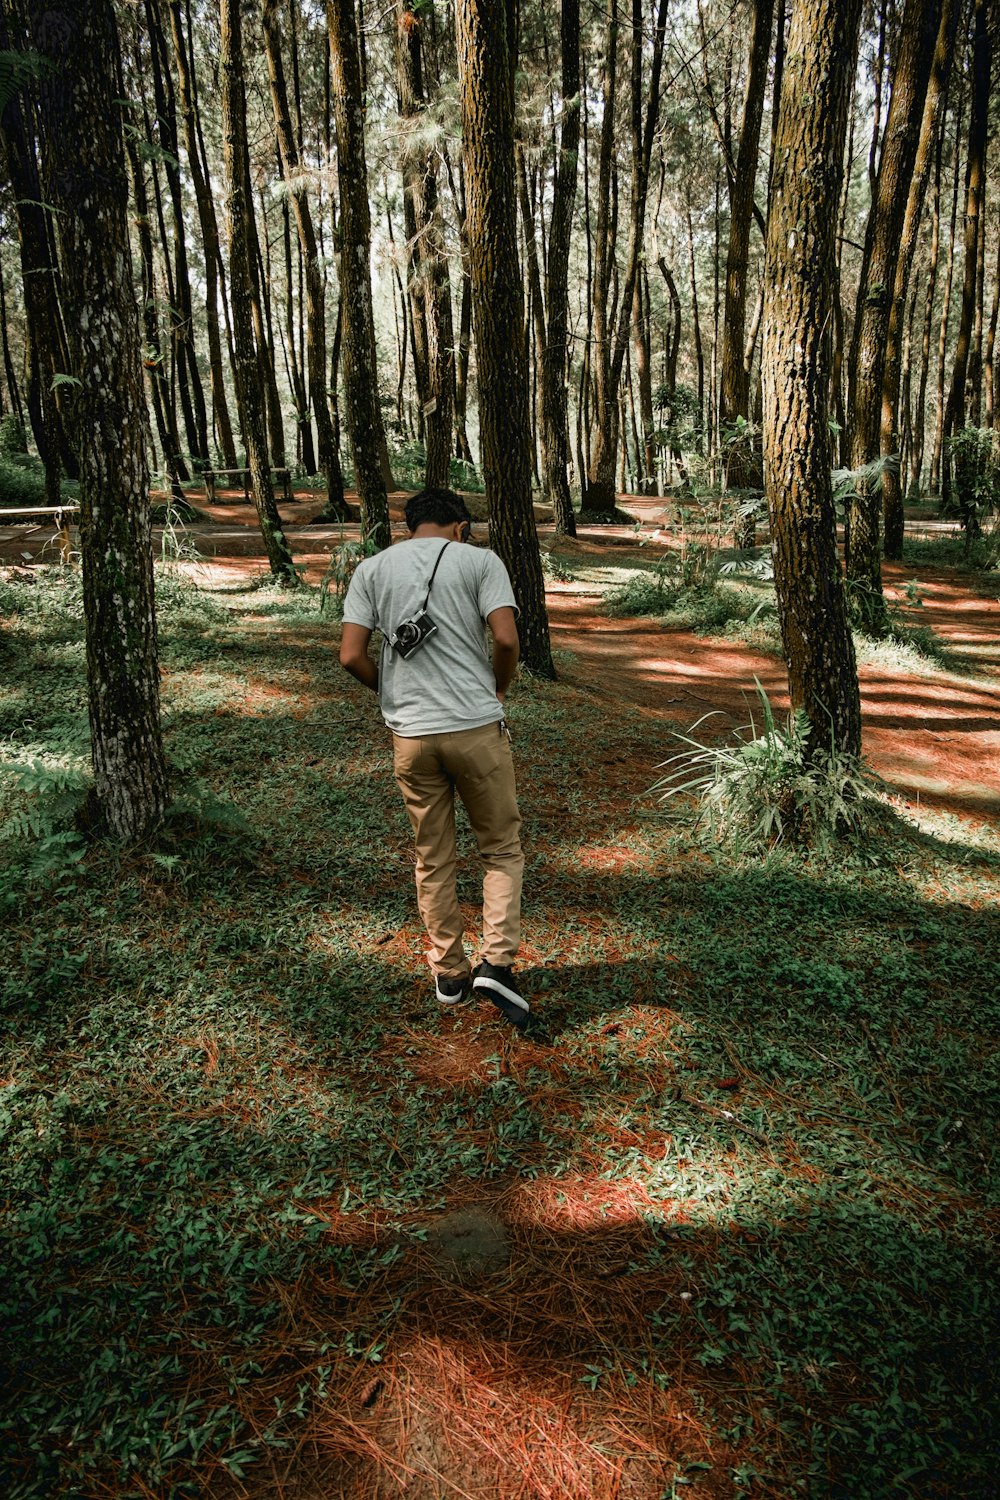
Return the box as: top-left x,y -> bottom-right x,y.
339,487 -> 529,1029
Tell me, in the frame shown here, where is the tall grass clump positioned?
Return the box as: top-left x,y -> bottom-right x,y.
655,681 -> 886,853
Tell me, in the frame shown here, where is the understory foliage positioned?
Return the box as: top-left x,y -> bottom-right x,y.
654,682 -> 886,852
1,565 -> 998,1499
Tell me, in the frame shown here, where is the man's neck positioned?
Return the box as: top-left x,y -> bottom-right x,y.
411,525 -> 454,540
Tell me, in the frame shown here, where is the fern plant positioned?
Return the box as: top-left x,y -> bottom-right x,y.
0,753 -> 91,882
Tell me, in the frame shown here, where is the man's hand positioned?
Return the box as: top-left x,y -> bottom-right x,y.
339,622 -> 379,692
487,606 -> 519,700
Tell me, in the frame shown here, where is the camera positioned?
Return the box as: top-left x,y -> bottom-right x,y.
388,609 -> 438,659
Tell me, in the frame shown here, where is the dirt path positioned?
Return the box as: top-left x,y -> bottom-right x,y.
545,562 -> 1000,823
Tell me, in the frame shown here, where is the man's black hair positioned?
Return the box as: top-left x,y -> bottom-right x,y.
405,487 -> 471,532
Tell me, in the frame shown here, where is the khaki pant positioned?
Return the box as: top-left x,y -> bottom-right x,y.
392,721 -> 524,978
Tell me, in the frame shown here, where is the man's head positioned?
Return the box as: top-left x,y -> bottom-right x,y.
405,487 -> 472,541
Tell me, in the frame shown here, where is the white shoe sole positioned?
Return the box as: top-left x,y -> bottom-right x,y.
472,976 -> 530,1014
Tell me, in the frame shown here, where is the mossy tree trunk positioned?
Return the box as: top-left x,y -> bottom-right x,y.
456,0 -> 554,678
328,0 -> 392,550
762,0 -> 863,759
29,0 -> 169,841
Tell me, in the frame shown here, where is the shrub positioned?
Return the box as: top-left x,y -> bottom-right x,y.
654,680 -> 885,853
0,413 -> 28,457
944,426 -> 1000,545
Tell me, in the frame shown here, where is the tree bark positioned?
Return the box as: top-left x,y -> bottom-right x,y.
762,0 -> 863,758
328,0 -> 391,549
844,0 -> 940,627
219,0 -> 298,582
880,0 -> 958,559
456,0 -> 554,677
29,0 -> 169,840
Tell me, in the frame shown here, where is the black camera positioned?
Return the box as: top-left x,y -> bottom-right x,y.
388,608 -> 438,659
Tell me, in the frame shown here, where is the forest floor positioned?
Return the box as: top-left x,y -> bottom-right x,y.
1,493 -> 999,1499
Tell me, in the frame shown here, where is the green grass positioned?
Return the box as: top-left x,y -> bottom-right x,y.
1,564 -> 998,1498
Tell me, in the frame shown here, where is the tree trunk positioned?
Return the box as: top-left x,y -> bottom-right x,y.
29,0 -> 169,840
164,0 -> 238,469
124,124 -> 185,502
881,0 -> 958,560
539,0 -> 581,533
931,78 -> 964,491
0,17 -> 66,507
913,122 -> 945,496
144,0 -> 209,465
456,0 -> 554,678
632,269 -> 656,494
844,0 -> 940,628
582,0 -> 668,515
395,3 -> 455,489
762,0 -> 863,759
942,0 -> 991,466
219,0 -> 298,582
328,0 -> 391,549
262,0 -> 348,514
720,0 -> 774,536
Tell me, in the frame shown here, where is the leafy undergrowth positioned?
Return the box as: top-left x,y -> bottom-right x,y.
1,566 -> 999,1500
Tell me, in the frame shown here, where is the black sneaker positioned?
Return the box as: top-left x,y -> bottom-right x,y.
472,962 -> 530,1029
435,973 -> 471,1008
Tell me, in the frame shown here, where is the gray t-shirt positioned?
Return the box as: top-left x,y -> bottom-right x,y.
342,538 -> 518,736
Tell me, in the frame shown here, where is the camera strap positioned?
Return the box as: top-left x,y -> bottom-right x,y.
419,541 -> 451,612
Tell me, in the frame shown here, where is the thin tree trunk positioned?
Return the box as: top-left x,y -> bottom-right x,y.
165,0 -> 238,468
328,0 -> 391,548
583,0 -> 668,513
395,2 -> 455,488
219,0 -> 298,581
0,19 -> 65,506
932,80 -> 964,491
721,0 -> 774,539
456,0 -> 554,676
633,268 -> 656,494
124,126 -> 185,502
913,123 -> 945,495
262,0 -> 346,513
984,231 -> 1000,431
539,0 -> 580,533
845,0 -> 940,626
943,0 -> 991,460
145,0 -> 209,463
881,0 -> 958,559
762,0 -> 862,758
30,0 -> 169,839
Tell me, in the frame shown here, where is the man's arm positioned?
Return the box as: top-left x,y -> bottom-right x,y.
339,622 -> 379,692
487,606 -> 519,702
